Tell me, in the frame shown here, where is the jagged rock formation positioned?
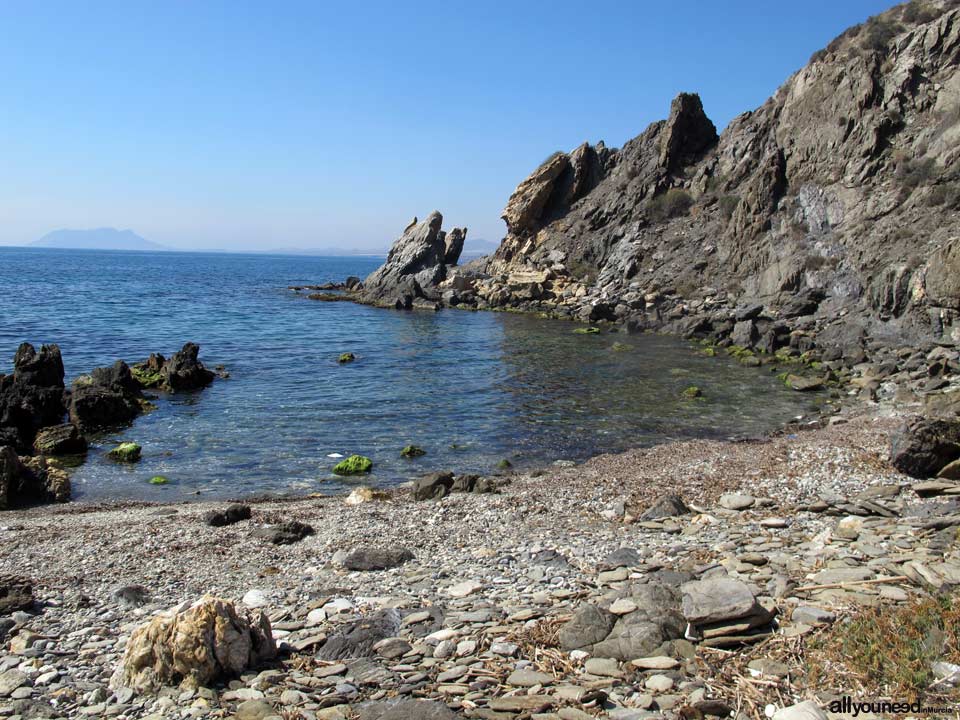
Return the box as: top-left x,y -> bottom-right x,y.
110,596 -> 276,693
461,2 -> 960,365
0,344 -> 67,453
132,342 -> 215,392
360,211 -> 467,309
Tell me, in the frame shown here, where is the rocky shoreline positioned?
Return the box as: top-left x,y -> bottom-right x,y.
2,392 -> 960,719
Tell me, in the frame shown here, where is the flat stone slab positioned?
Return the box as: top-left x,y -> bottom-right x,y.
681,577 -> 760,624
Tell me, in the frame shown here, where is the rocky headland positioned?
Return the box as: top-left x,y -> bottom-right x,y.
302,0 -> 960,407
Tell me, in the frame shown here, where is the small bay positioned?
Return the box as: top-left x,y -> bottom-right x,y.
0,247 -> 820,500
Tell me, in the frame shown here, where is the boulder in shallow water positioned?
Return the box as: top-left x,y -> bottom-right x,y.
69,361 -> 144,432
159,342 -> 215,391
332,454 -> 372,475
32,423 -> 86,456
108,442 -> 142,463
0,343 -> 67,453
110,596 -> 276,693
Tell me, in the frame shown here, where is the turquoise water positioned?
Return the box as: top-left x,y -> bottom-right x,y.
0,247 -> 820,501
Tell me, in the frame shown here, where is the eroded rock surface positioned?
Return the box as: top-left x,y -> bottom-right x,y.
110,596 -> 276,693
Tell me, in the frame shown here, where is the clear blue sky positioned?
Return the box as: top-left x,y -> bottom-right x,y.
0,0 -> 896,252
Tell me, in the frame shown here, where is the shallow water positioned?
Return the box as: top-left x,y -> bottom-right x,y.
0,247 -> 821,500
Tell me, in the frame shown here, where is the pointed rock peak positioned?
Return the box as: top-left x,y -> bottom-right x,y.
658,92 -> 718,173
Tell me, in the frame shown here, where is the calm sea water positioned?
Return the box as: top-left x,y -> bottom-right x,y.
0,247 -> 820,501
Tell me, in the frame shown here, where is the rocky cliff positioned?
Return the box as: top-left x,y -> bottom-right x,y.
460,1 -> 960,363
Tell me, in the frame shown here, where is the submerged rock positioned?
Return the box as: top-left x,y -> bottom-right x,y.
338,352 -> 356,364
400,445 -> 426,458
108,442 -> 142,463
110,596 -> 276,693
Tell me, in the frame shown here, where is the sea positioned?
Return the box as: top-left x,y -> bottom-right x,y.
0,247 -> 821,501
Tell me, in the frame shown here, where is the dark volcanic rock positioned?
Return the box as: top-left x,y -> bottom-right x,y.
33,423 -> 87,456
338,546 -> 414,571
160,342 -> 215,391
203,504 -> 252,527
890,416 -> 960,479
69,361 -> 144,433
317,608 -> 401,660
0,343 -> 67,453
253,520 -> 314,545
413,471 -> 455,501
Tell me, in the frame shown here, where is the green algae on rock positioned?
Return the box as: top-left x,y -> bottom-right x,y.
338,352 -> 356,364
108,442 -> 142,463
682,386 -> 703,399
332,454 -> 372,475
148,475 -> 170,485
400,445 -> 426,458
572,327 -> 600,334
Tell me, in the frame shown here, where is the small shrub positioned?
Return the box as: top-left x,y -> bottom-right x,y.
896,156 -> 937,189
807,593 -> 960,702
809,48 -> 827,64
804,254 -> 839,271
860,16 -> 900,52
719,194 -> 740,219
927,183 -> 960,207
647,188 -> 693,222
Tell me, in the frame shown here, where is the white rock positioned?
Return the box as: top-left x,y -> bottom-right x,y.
609,598 -> 637,615
631,656 -> 679,670
306,608 -> 327,626
447,581 -> 482,598
644,674 -> 674,692
241,590 -> 268,608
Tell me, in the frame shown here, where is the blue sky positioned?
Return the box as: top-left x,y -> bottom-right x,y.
0,0 -> 896,252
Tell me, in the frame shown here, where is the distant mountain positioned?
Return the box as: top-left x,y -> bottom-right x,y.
32,228 -> 169,251
461,238 -> 500,257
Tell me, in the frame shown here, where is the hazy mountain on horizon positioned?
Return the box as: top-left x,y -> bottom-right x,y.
32,228 -> 169,251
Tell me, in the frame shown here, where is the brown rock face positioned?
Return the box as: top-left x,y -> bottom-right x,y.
0,446 -> 70,510
476,4 -> 960,352
110,596 -> 276,693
